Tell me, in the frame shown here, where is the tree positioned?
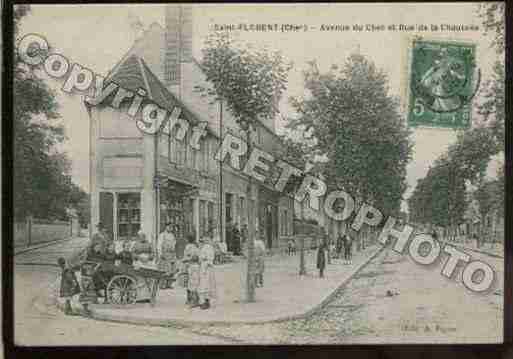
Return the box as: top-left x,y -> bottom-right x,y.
408,157 -> 467,239
198,32 -> 291,302
14,5 -> 82,220
289,54 -> 412,246
476,3 -> 505,148
477,2 -> 505,54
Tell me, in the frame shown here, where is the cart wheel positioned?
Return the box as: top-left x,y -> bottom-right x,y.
106,275 -> 138,305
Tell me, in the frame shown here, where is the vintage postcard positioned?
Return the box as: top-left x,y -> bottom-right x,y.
11,3 -> 505,346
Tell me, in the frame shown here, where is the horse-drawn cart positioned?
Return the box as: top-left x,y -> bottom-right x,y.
80,261 -> 169,306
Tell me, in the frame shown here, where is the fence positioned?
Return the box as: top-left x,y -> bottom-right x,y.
14,216 -> 80,248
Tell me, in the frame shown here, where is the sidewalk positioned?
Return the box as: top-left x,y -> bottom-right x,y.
89,244 -> 383,325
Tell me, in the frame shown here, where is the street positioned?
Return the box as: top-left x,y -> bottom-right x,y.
13,237 -> 504,345
182,245 -> 504,344
14,238 -> 232,345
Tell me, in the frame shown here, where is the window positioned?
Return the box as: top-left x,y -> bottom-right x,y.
239,197 -> 246,225
207,202 -> 214,231
117,193 -> 141,242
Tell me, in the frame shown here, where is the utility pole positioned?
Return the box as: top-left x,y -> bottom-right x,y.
244,126 -> 255,302
218,100 -> 223,245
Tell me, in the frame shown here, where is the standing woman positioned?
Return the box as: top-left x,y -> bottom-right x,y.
182,235 -> 200,306
198,236 -> 216,310
316,239 -> 327,278
157,223 -> 177,289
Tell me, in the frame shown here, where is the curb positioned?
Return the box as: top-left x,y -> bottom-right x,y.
440,241 -> 504,259
82,244 -> 385,327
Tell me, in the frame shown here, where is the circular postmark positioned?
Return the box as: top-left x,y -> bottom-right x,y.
410,43 -> 480,115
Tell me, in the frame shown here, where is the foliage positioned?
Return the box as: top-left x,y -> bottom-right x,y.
288,54 -> 412,218
197,32 -> 292,129
408,157 -> 467,227
13,5 -> 85,220
476,3 -> 505,148
477,2 -> 505,54
446,126 -> 500,185
474,179 -> 501,224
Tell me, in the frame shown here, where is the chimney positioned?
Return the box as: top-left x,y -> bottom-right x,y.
165,5 -> 192,93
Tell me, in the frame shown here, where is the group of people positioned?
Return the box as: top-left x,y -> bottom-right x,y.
58,221 -> 221,314
316,231 -> 354,278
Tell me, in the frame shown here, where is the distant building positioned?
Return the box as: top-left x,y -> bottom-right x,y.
87,5 -> 294,255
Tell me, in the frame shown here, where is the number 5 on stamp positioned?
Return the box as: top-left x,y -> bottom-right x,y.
407,39 -> 480,129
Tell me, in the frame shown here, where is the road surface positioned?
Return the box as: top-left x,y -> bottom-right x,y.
13,238 -> 504,345
14,237 -> 232,345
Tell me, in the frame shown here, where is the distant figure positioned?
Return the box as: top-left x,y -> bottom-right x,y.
344,233 -> 353,264
225,222 -> 233,253
316,239 -> 327,278
336,234 -> 344,259
232,223 -> 241,256
58,257 -> 80,315
254,236 -> 266,287
287,238 -> 296,256
473,233 -> 479,248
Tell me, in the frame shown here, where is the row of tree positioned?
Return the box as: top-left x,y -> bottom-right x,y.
408,3 -> 505,242
14,6 -> 89,225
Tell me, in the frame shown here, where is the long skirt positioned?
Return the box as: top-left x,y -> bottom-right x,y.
198,263 -> 216,300
187,263 -> 200,291
158,253 -> 176,275
255,256 -> 265,275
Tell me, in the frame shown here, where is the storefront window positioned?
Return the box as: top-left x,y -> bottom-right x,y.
117,193 -> 141,241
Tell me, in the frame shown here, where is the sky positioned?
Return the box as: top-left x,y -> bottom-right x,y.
18,4 -> 502,211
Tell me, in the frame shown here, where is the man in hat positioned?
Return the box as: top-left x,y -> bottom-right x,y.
90,222 -> 109,256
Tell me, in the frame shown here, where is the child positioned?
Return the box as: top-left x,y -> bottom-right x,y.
287,238 -> 296,256
187,254 -> 200,308
104,243 -> 117,264
117,241 -> 134,266
58,257 -> 81,315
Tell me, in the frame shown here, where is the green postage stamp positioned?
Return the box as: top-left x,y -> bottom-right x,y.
407,39 -> 479,129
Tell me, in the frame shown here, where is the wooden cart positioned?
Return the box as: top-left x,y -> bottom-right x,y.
80,261 -> 168,306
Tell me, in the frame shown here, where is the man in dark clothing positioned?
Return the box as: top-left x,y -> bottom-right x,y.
232,224 -> 241,255
91,223 -> 109,253
344,233 -> 353,263
336,234 -> 344,259
225,223 -> 233,253
316,240 -> 327,278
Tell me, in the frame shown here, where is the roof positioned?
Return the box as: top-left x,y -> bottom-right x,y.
105,53 -> 215,136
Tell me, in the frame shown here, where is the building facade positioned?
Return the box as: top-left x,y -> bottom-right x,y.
88,5 -> 294,256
